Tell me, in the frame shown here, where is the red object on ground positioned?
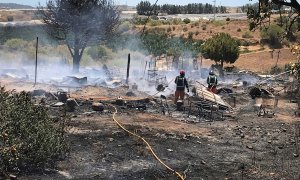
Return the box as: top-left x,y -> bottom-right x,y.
207,86 -> 217,94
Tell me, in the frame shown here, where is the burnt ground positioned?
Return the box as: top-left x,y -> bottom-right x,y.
1,78 -> 300,180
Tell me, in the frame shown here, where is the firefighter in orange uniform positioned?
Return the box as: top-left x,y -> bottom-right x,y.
174,70 -> 189,104
207,70 -> 218,93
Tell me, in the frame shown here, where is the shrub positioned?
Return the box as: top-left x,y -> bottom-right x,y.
149,19 -> 162,26
270,65 -> 282,74
172,18 -> 182,25
201,24 -> 207,30
118,21 -> 132,33
0,88 -> 67,173
221,26 -> 225,30
183,18 -> 191,24
131,16 -> 147,25
192,21 -> 200,27
237,28 -> 241,32
161,20 -> 170,25
195,31 -> 199,36
188,32 -> 194,39
212,20 -> 225,26
172,26 -> 176,31
87,45 -> 113,60
4,39 -> 28,50
241,40 -> 250,46
249,22 -> 256,31
226,17 -> 230,21
260,24 -> 284,48
7,16 -> 14,22
183,26 -> 188,32
242,31 -> 254,38
150,15 -> 158,20
145,27 -> 166,35
235,39 -> 241,46
167,27 -> 172,32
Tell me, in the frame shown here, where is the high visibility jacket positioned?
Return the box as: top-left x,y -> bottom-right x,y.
207,75 -> 218,87
175,75 -> 188,91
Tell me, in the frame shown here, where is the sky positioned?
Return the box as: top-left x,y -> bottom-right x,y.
2,0 -> 258,7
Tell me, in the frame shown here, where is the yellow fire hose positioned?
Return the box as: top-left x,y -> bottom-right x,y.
109,104 -> 185,180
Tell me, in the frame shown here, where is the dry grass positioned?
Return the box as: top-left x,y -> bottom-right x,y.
0,10 -> 35,21
137,19 -> 260,41
234,48 -> 295,73
201,48 -> 296,73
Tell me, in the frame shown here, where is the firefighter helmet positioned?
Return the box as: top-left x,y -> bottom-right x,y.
180,70 -> 185,75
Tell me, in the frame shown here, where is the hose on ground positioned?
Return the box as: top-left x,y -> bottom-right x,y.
109,104 -> 185,180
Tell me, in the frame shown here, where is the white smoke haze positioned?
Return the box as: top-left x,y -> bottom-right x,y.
0,34 -> 261,97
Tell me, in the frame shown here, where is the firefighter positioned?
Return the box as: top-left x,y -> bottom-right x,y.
174,70 -> 189,104
207,70 -> 218,93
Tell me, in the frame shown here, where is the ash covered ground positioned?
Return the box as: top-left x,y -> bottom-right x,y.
1,65 -> 300,180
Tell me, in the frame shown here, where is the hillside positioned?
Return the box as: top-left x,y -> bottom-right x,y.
0,3 -> 34,9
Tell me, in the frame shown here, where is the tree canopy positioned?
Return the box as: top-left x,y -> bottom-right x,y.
136,1 -> 153,15
139,28 -> 203,59
248,0 -> 300,35
136,1 -> 227,15
201,33 -> 239,68
38,0 -> 120,72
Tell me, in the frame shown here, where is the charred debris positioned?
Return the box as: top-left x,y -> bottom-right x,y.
1,61 -> 299,122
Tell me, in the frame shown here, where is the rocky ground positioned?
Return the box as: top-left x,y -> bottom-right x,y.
1,76 -> 299,180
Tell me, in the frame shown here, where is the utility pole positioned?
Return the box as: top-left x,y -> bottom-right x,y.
126,53 -> 131,84
34,37 -> 38,85
213,0 -> 216,21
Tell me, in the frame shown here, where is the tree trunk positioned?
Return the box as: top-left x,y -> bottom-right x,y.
173,55 -> 180,69
73,48 -> 80,73
220,60 -> 225,79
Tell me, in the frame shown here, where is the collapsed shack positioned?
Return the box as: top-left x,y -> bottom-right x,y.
185,86 -> 232,121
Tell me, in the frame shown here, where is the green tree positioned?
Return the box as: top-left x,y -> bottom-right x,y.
141,32 -> 169,56
247,0 -> 300,39
260,24 -> 284,48
201,33 -> 239,76
166,37 -> 184,69
166,38 -> 203,69
136,1 -> 152,15
38,0 -> 120,73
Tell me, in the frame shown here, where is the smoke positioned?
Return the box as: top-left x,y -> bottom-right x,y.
0,16 -> 260,97
0,42 -> 262,98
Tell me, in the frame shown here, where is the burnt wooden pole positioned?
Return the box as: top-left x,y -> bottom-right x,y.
126,53 -> 131,84
34,37 -> 38,85
144,61 -> 147,76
